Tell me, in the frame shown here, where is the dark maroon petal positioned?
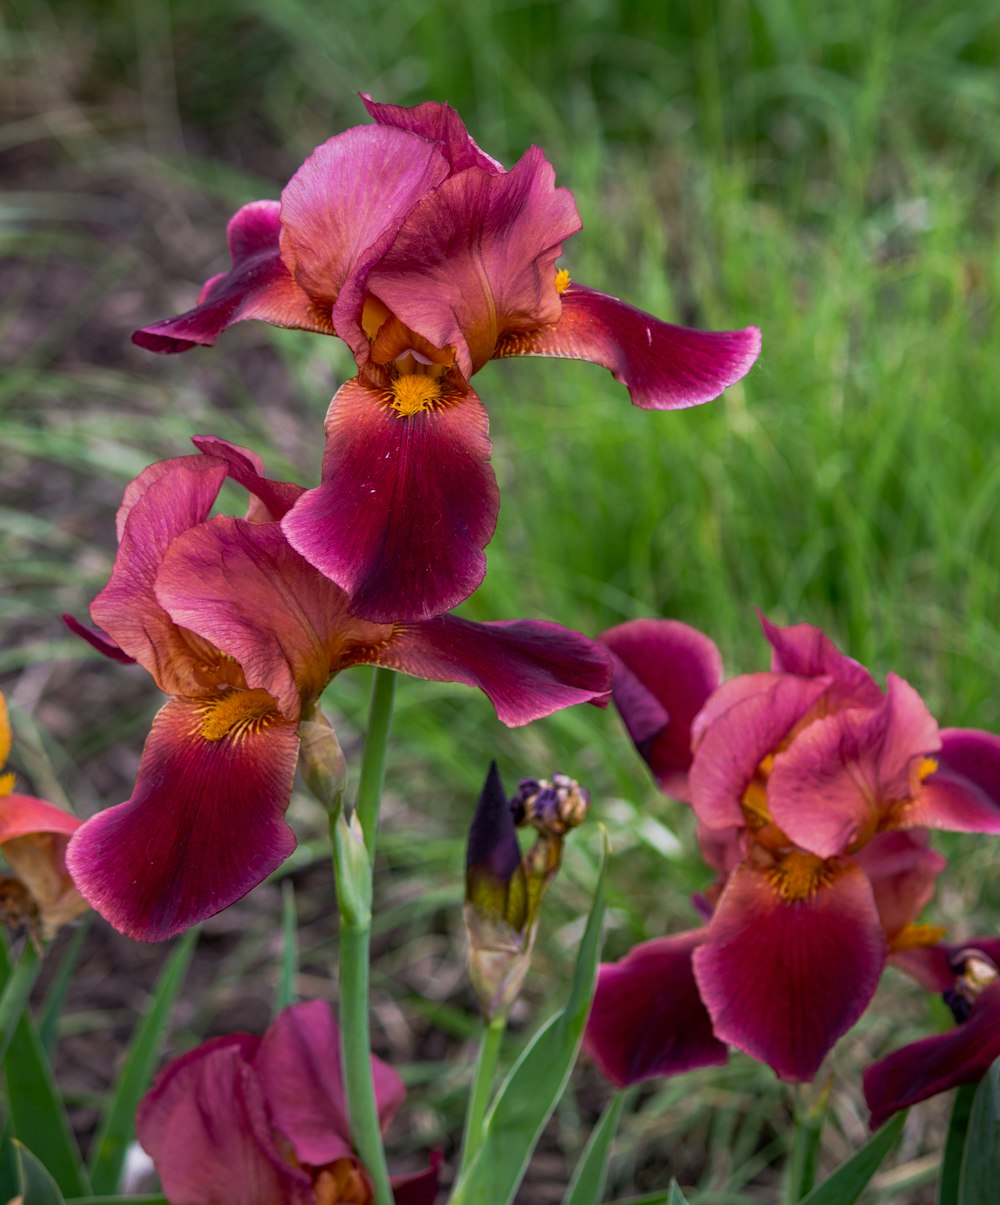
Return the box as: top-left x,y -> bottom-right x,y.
391,1151 -> 444,1205
688,672 -> 830,829
282,374 -> 498,623
137,1038 -> 312,1205
372,615 -> 611,726
889,944 -> 955,991
191,435 -> 304,521
907,728 -> 1000,834
759,614 -> 882,710
466,762 -> 521,892
864,980 -> 1000,1129
61,614 -> 136,664
254,1000 -> 405,1165
65,697 -> 299,941
855,830 -> 946,942
361,94 -> 503,175
367,147 -> 581,376
494,283 -> 761,409
583,930 -> 728,1086
600,619 -> 723,799
133,200 -> 332,354
693,861 -> 887,1081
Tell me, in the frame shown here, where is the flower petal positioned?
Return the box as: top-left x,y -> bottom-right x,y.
133,201 -> 331,354
864,980 -> 1000,1129
66,697 -> 299,941
254,1000 -> 405,1165
391,1152 -> 444,1205
191,435 -> 305,521
904,728 -> 1000,834
855,829 -> 946,943
367,147 -> 581,377
0,794 -> 81,843
61,615 -> 136,664
371,615 -> 612,726
360,94 -> 504,174
693,861 -> 887,1081
494,283 -> 761,409
600,619 -> 723,798
759,614 -> 882,710
583,930 -> 728,1086
282,374 -> 498,623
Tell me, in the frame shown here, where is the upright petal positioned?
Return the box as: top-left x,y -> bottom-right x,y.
904,728 -> 1000,834
361,94 -> 504,174
191,435 -> 305,521
693,861 -> 887,1081
133,201 -> 331,354
494,283 -> 761,409
583,930 -> 728,1086
600,619 -> 723,798
66,697 -> 299,941
759,615 -> 882,710
282,374 -> 498,623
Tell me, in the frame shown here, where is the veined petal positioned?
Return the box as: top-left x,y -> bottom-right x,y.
282,374 -> 498,623
66,697 -> 299,941
494,283 -> 761,409
583,930 -> 728,1086
693,861 -> 887,1081
864,980 -> 1000,1130
191,436 -> 304,521
133,201 -> 331,354
367,147 -> 581,377
254,1000 -> 405,1165
904,728 -> 1000,834
361,94 -> 504,175
370,616 -> 612,726
759,614 -> 882,710
600,619 -> 723,798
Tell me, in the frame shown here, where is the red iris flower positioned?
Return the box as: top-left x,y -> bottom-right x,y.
62,438 -> 610,942
137,999 -> 439,1205
584,615 -> 1000,1084
133,95 -> 761,623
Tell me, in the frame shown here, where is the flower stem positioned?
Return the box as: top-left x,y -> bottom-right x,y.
457,1013 -> 507,1178
783,1083 -> 829,1203
333,667 -> 397,1205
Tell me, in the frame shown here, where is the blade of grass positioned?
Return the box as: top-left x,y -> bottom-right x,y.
0,939 -> 42,1063
39,919 -> 92,1055
563,1089 -> 628,1205
275,878 -> 297,1014
940,1084 -> 976,1205
14,1140 -> 66,1205
799,1111 -> 906,1205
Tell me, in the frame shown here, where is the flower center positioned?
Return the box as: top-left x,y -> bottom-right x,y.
198,688 -> 279,742
388,373 -> 445,417
312,1158 -> 373,1205
765,848 -> 834,901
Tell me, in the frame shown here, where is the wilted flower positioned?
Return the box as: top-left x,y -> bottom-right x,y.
134,96 -> 761,623
137,999 -> 439,1205
465,762 -> 589,1020
0,691 -> 87,941
63,439 -> 611,941
585,615 -> 1000,1083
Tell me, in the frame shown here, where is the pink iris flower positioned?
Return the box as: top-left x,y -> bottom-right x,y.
584,615 -> 1000,1084
137,999 -> 439,1205
133,95 -> 761,624
62,438 -> 611,942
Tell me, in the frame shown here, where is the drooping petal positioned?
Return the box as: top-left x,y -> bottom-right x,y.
0,794 -> 81,844
583,930 -> 728,1086
61,615 -> 136,664
282,373 -> 498,623
692,860 -> 887,1081
600,619 -> 723,798
759,615 -> 882,710
254,1000 -> 405,1165
66,697 -> 299,941
494,283 -> 761,409
370,615 -> 611,726
688,673 -> 830,829
768,675 -> 941,859
191,435 -> 304,521
855,830 -> 946,943
0,794 -> 87,936
133,201 -> 332,354
361,94 -> 504,175
904,728 -> 1000,834
864,980 -> 1000,1130
366,147 -> 581,377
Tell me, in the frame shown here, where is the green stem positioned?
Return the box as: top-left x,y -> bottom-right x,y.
457,1013 -> 507,1178
0,939 -> 42,1064
784,1084 -> 829,1203
355,668 -> 397,857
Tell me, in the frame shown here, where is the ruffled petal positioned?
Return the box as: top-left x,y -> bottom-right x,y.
855,830 -> 946,943
864,980 -> 1000,1129
282,374 -> 498,623
494,283 -> 761,409
66,697 -> 299,941
905,728 -> 1000,834
367,147 -> 581,377
759,615 -> 882,710
361,94 -> 504,175
583,930 -> 728,1086
692,861 -> 887,1081
371,615 -> 612,726
600,619 -> 723,798
191,436 -> 304,521
133,201 -> 331,354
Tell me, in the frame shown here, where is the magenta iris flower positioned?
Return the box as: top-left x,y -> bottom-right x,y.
584,615 -> 1000,1084
137,999 -> 439,1205
62,438 -> 610,942
133,95 -> 761,623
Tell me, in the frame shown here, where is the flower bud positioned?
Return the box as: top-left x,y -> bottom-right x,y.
298,713 -> 347,816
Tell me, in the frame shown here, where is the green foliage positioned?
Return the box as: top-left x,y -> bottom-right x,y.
799,1111 -> 906,1205
563,1089 -> 627,1205
958,1058 -> 1000,1204
14,1141 -> 66,1205
940,1085 -> 976,1205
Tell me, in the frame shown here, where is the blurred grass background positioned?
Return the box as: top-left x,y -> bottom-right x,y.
3,0 -> 1000,1199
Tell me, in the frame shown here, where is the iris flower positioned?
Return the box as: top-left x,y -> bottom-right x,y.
62,438 -> 611,942
137,999 -> 439,1205
584,615 -> 1000,1083
134,95 -> 761,623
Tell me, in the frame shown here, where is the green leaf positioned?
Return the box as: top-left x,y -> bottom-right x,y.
87,928 -> 198,1195
0,940 -> 42,1064
563,1089 -> 627,1205
450,830 -> 609,1205
14,1140 -> 67,1205
39,919 -> 92,1055
606,1194 -> 674,1205
276,878 -> 298,1014
959,1057 -> 1000,1205
668,1183 -> 693,1205
940,1084 -> 976,1205
799,1111 -> 906,1205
